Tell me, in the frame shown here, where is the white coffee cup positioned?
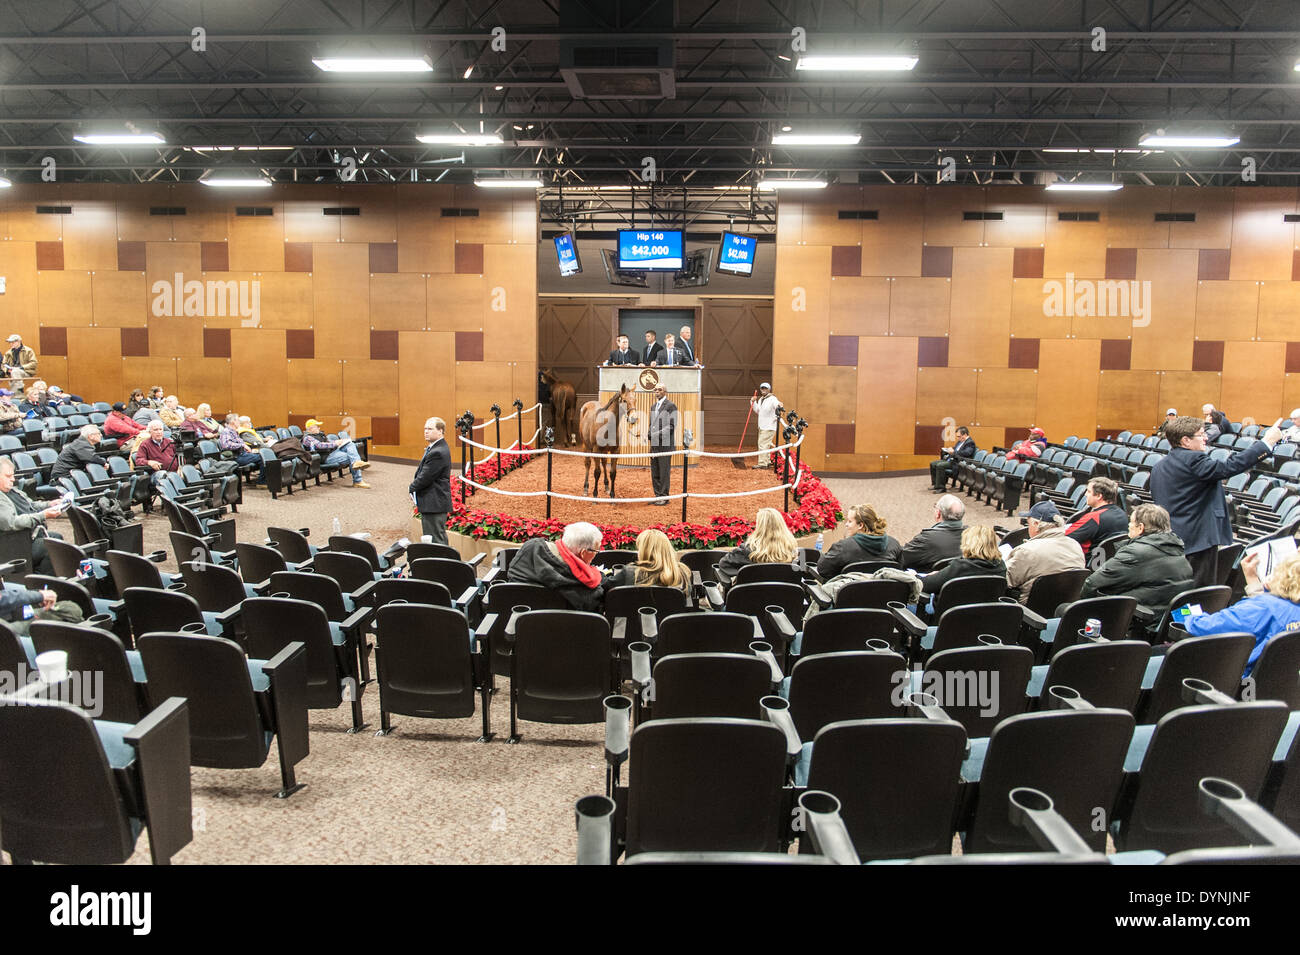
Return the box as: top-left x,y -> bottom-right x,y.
35,649 -> 68,685
421,535 -> 433,543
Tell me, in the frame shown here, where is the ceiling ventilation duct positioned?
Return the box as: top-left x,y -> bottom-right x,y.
559,0 -> 676,99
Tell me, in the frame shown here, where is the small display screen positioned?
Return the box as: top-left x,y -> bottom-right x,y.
554,233 -> 582,276
617,229 -> 685,270
717,231 -> 757,276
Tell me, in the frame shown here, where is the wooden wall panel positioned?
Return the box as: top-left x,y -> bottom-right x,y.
37,271 -> 93,326
830,276 -> 890,336
796,364 -> 857,422
1044,209 -> 1107,279
1010,277 -> 1067,339
369,273 -> 426,330
1130,249 -> 1199,370
341,186 -> 397,243
0,242 -> 39,341
286,358 -> 343,416
1158,371 -> 1222,418
772,245 -> 830,365
282,186 -> 341,243
775,198 -> 803,246
1257,281 -> 1300,341
1284,375 -> 1300,421
802,186 -> 864,246
1036,339 -> 1101,439
229,329 -> 287,426
176,357 -> 234,416
452,190 -> 512,244
860,186 -> 925,277
1229,187 -> 1296,281
144,242 -> 201,293
342,358 -> 400,415
115,184 -> 174,242
252,272 -> 313,330
1105,187 -> 1171,249
983,188 -> 1047,247
92,271 -> 148,327
312,243 -> 370,358
65,326 -> 123,401
856,337 -> 917,453
430,274 -> 487,331
948,247 -> 1013,368
922,186 -> 985,247
395,185 -> 456,273
889,277 -> 951,336
6,184 -> 63,241
456,361 -> 516,424
122,357 -> 178,400
916,366 -> 978,424
1097,370 -> 1162,429
398,331 -> 455,451
227,205 -> 285,272
1169,187 -> 1234,249
1194,280 -> 1259,342
482,244 -> 537,362
1222,341 -> 1286,423
975,368 -> 1039,425
62,197 -> 119,272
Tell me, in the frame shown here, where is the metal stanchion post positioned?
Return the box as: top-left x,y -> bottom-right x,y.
680,429 -> 694,523
491,404 -> 502,469
793,418 -> 807,500
545,427 -> 555,519
464,410 -> 476,496
456,412 -> 472,503
781,425 -> 795,512
513,398 -> 524,464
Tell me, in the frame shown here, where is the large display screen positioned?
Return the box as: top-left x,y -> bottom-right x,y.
554,233 -> 581,276
617,229 -> 684,270
716,231 -> 757,276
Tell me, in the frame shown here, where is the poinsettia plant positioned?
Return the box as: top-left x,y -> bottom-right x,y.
447,443 -> 843,550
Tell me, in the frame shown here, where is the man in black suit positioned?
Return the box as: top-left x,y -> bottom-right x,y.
409,416 -> 452,544
605,334 -> 639,366
930,426 -> 976,491
656,333 -> 686,367
647,383 -> 676,505
641,330 -> 664,367
1150,415 -> 1282,586
677,325 -> 696,364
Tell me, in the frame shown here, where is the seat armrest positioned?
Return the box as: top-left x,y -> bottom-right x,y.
251,581 -> 272,595
1019,605 -> 1048,631
1132,604 -> 1157,626
611,617 -> 628,643
806,581 -> 832,608
760,697 -> 803,761
0,557 -> 27,577
473,613 -> 498,649
766,607 -> 797,642
503,608 -> 525,642
480,564 -> 503,586
340,604 -> 374,637
466,551 -> 487,569
122,696 -> 193,864
147,549 -> 168,563
700,580 -> 725,610
213,604 -> 242,636
750,643 -> 784,685
454,585 -> 479,614
262,641 -> 310,767
351,578 -> 380,606
888,600 -> 927,637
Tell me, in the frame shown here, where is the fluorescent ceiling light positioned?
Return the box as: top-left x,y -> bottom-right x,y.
186,146 -> 294,152
757,179 -> 827,191
1045,182 -> 1124,192
0,177 -> 11,188
416,133 -> 503,146
1138,133 -> 1239,148
312,55 -> 432,73
73,132 -> 164,145
772,133 -> 861,146
1043,147 -> 1161,154
474,177 -> 542,189
796,54 -> 917,71
463,65 -> 475,79
200,175 -> 272,188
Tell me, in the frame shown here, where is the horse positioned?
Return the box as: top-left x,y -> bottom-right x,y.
579,384 -> 638,499
540,369 -> 578,447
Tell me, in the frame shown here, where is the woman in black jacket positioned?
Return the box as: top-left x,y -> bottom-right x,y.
920,525 -> 1006,596
816,504 -> 902,578
1079,503 -> 1193,611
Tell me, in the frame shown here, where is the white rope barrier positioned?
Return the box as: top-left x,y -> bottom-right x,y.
458,431 -> 806,461
470,402 -> 542,430
456,474 -> 795,504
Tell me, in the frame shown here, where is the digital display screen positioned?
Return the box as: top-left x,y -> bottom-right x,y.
554,232 -> 581,276
617,229 -> 684,270
717,231 -> 757,276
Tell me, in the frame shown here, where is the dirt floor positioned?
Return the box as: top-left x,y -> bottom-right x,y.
462,444 -> 802,525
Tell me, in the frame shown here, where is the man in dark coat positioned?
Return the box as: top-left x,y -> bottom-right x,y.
1080,503 -> 1193,614
50,425 -> 103,482
605,335 -> 639,366
641,330 -> 664,367
1150,415 -> 1281,586
930,426 -> 976,491
506,522 -> 609,612
1063,477 -> 1129,557
409,416 -> 452,544
901,494 -> 966,571
647,383 -> 676,505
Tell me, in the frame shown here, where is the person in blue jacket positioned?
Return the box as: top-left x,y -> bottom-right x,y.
1184,550 -> 1300,674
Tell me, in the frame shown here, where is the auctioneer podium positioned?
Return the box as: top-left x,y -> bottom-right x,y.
597,365 -> 702,467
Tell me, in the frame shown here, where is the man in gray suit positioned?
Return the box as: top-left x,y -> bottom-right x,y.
647,384 -> 677,505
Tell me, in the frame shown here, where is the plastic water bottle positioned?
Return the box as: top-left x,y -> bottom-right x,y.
331,516 -> 342,536
815,533 -> 824,553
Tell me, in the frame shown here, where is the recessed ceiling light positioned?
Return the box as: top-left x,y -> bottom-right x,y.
757,179 -> 828,191
200,175 -> 272,188
494,85 -> 504,90
1045,182 -> 1124,192
74,132 -> 165,145
1138,133 -> 1239,148
772,133 -> 861,146
416,133 -> 504,146
463,65 -> 475,79
474,177 -> 543,189
796,54 -> 918,71
313,55 -> 433,73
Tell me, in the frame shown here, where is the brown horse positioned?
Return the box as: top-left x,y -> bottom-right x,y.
580,384 -> 638,498
540,369 -> 578,447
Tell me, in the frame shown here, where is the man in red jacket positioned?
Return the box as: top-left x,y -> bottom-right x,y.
103,402 -> 145,441
134,419 -> 179,485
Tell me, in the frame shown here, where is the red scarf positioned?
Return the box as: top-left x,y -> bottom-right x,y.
556,541 -> 602,589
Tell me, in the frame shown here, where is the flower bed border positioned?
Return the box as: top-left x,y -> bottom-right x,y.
446,444 -> 842,550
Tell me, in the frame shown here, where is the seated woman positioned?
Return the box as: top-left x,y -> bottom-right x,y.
920,525 -> 1006,598
1079,503 -> 1193,613
1183,551 -> 1300,674
815,503 -> 901,578
716,507 -> 797,584
608,528 -> 692,595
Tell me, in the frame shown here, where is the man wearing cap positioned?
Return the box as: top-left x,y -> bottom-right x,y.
2,334 -> 36,380
1157,408 -> 1178,438
750,382 -> 781,469
1006,427 -> 1047,462
301,419 -> 371,488
1005,500 -> 1086,605
901,494 -> 967,571
103,402 -> 145,442
1151,415 -> 1282,586
0,389 -> 21,435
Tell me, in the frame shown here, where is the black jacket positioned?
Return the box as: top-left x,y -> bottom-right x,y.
642,341 -> 664,366
921,556 -> 1007,595
901,519 -> 966,572
677,339 -> 696,364
1064,503 -> 1129,556
1080,531 -> 1194,613
947,436 -> 976,459
648,397 -> 677,449
1150,442 -> 1269,554
506,538 -> 608,612
51,437 -> 101,482
607,348 -> 640,366
816,533 -> 902,578
409,438 -> 452,515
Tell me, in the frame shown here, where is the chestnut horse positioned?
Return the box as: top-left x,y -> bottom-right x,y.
580,384 -> 638,498
540,369 -> 578,447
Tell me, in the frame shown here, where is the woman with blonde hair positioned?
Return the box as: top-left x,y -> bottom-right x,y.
1184,551 -> 1300,673
919,525 -> 1006,595
609,528 -> 691,593
816,503 -> 901,578
717,507 -> 798,582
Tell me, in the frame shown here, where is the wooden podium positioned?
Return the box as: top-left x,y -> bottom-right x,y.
598,365 -> 702,467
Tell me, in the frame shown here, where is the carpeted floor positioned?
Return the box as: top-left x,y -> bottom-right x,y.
98,458 -> 1009,864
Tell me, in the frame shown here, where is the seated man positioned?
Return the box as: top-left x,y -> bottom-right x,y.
181,406 -> 216,439
50,425 -> 102,483
103,402 -> 145,441
3,333 -> 37,380
0,457 -> 66,575
218,414 -> 264,484
1063,477 -> 1128,558
901,494 -> 966,571
45,385 -> 75,408
301,419 -> 371,488
605,334 -> 639,366
1004,500 -> 1086,605
506,521 -> 610,612
0,389 -> 21,435
929,426 -> 976,492
134,420 -> 180,485
158,395 -> 186,429
1006,427 -> 1047,461
1080,503 -> 1193,615
236,416 -> 268,448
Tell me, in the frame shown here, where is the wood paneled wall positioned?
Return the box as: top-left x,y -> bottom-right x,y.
0,183 -> 537,460
773,184 -> 1300,473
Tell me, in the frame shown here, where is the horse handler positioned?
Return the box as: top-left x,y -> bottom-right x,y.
648,383 -> 677,506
